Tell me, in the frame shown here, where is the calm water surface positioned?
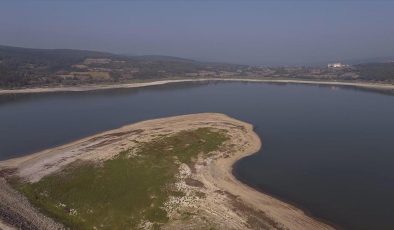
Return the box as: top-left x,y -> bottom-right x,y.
1,82 -> 394,229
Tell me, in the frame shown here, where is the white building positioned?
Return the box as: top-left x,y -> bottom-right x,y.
328,63 -> 345,68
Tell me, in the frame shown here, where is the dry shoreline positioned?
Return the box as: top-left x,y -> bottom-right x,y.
0,78 -> 393,95
0,113 -> 334,229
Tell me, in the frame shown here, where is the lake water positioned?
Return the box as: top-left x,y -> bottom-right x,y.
1,82 -> 394,229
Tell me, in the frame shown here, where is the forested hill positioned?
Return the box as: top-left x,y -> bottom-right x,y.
0,45 -> 246,88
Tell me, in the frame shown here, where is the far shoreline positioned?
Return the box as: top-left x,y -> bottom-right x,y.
0,78 -> 393,95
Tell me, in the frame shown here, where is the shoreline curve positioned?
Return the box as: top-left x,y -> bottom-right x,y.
0,78 -> 393,95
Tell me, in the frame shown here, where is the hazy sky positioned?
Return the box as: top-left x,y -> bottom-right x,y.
1,0 -> 394,66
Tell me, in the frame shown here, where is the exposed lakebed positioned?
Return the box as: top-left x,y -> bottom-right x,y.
1,82 -> 394,229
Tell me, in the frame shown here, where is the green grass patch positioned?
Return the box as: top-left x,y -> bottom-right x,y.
11,128 -> 227,229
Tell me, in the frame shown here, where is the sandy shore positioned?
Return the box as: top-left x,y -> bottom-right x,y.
0,78 -> 393,95
0,113 -> 334,229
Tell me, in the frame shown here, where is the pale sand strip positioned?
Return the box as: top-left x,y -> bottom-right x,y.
0,113 -> 334,229
0,78 -> 393,95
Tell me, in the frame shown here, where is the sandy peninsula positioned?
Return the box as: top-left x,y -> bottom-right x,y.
0,113 -> 334,229
0,78 -> 393,95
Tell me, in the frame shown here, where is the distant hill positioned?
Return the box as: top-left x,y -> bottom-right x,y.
342,56 -> 394,65
0,45 -> 112,71
0,45 -> 246,88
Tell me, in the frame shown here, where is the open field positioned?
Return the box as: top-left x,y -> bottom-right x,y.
0,113 -> 334,229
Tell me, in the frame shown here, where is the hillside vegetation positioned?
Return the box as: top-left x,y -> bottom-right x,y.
355,62 -> 394,82
0,45 -> 245,88
1,45 -> 393,89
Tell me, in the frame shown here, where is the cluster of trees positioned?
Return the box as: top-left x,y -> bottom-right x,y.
355,62 -> 394,82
